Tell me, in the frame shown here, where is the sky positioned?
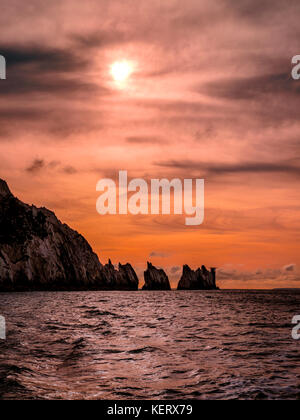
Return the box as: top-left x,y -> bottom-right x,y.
1,0 -> 300,288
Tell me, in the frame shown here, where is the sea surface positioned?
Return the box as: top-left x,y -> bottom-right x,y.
0,290 -> 299,400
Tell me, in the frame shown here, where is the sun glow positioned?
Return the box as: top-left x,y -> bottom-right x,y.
110,60 -> 133,83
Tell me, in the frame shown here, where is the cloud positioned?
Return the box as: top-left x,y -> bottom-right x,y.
154,159 -> 300,178
283,264 -> 296,272
26,159 -> 45,173
170,266 -> 181,274
126,136 -> 166,145
63,166 -> 77,175
26,159 -> 77,175
71,29 -> 132,49
0,105 -> 106,139
222,0 -> 300,23
0,41 -> 114,138
2,44 -> 88,71
217,264 -> 300,283
0,75 -> 104,97
202,72 -> 299,101
0,42 -> 113,99
149,251 -> 170,258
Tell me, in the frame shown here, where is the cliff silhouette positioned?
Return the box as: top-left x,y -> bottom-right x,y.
0,179 -> 218,291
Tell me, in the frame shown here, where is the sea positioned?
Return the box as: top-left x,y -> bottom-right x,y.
0,290 -> 299,400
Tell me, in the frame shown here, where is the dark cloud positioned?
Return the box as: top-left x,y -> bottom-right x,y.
134,98 -> 219,114
62,166 -> 77,175
0,107 -> 48,138
26,159 -> 45,173
194,126 -> 216,140
1,45 -> 88,72
218,264 -> 300,283
0,107 -> 48,122
203,72 -> 299,101
0,105 -> 106,139
223,0 -> 300,22
154,159 -> 300,178
149,251 -> 170,258
283,264 -> 296,272
0,68 -> 107,97
0,42 -> 113,139
0,43 -> 112,97
198,63 -> 300,127
26,159 -> 77,175
126,136 -> 167,145
0,74 -> 104,97
71,30 -> 130,49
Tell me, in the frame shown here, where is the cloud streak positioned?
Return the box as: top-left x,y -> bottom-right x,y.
154,159 -> 300,178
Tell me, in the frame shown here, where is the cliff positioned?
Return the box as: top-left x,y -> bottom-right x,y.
177,264 -> 218,290
142,262 -> 171,290
0,179 -> 138,291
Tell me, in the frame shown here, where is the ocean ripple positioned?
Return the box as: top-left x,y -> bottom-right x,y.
0,290 -> 300,399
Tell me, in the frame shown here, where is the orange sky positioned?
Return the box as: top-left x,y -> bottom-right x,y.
1,0 -> 300,288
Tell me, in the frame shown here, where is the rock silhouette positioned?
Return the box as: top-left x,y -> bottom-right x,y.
0,179 -> 138,291
142,262 -> 171,290
102,260 -> 139,291
0,179 -> 219,292
177,265 -> 218,290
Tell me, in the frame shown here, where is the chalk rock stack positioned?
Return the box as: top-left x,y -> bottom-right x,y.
177,264 -> 218,290
102,260 -> 139,290
142,262 -> 171,290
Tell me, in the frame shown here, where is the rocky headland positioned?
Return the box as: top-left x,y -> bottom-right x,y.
0,179 -> 137,291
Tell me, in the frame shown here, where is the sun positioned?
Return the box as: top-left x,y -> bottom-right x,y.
110,60 -> 133,83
